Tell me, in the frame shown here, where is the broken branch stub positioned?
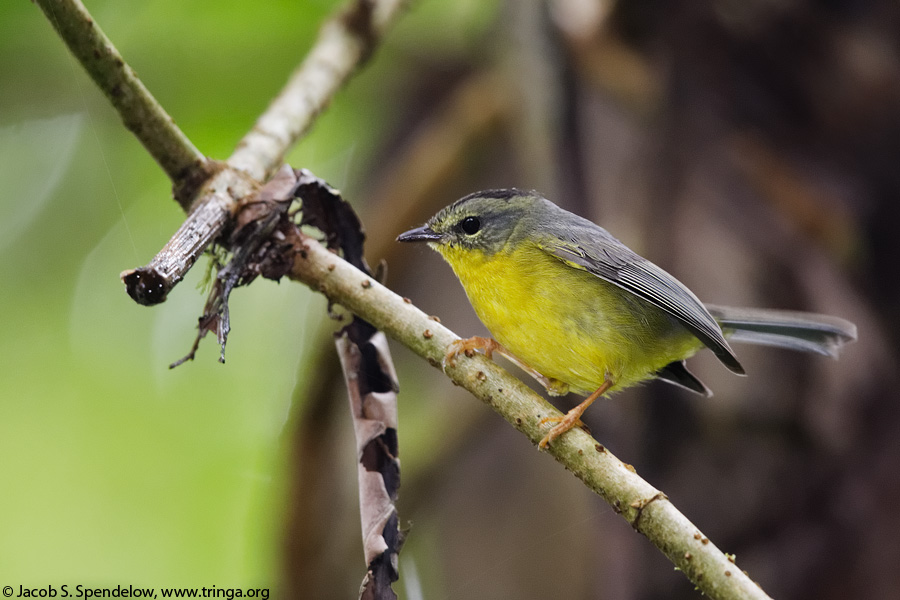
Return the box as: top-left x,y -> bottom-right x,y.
170,166 -> 299,366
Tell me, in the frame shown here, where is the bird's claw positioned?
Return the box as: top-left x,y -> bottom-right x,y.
443,336 -> 503,368
538,413 -> 589,449
538,378 -> 613,449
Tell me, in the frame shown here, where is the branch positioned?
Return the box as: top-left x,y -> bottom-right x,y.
120,168 -> 257,305
34,0 -> 211,207
118,0 -> 410,305
287,234 -> 773,600
172,166 -> 766,595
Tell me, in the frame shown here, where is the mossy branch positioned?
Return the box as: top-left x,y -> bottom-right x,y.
288,233 -> 773,600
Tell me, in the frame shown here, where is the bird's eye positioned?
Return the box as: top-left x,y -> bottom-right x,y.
460,216 -> 481,235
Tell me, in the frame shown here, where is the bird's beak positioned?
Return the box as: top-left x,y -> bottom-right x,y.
397,225 -> 442,243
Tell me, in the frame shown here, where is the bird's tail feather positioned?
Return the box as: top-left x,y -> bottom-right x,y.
705,304 -> 857,358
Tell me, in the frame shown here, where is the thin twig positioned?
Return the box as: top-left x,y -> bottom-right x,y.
34,0 -> 211,207
287,233 -> 773,600
117,0 -> 410,305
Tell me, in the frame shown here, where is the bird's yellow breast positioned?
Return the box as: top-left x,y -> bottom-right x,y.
436,241 -> 702,394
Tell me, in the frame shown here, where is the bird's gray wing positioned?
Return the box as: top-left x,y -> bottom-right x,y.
537,223 -> 744,374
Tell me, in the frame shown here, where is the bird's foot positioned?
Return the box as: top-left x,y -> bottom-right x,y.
538,379 -> 613,449
539,408 -> 590,449
444,336 -> 504,368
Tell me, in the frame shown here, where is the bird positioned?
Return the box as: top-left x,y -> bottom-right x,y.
397,189 -> 857,449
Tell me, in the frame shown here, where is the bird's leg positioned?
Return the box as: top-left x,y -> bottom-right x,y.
539,378 -> 614,449
444,338 -> 570,395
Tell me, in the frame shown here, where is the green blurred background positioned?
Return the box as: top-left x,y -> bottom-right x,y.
2,1 -> 900,599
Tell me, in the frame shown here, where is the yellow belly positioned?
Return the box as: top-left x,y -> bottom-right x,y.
438,242 -> 702,395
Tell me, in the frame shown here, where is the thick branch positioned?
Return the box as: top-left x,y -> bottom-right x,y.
35,0 -> 210,207
288,235 -> 772,600
119,0 -> 410,305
